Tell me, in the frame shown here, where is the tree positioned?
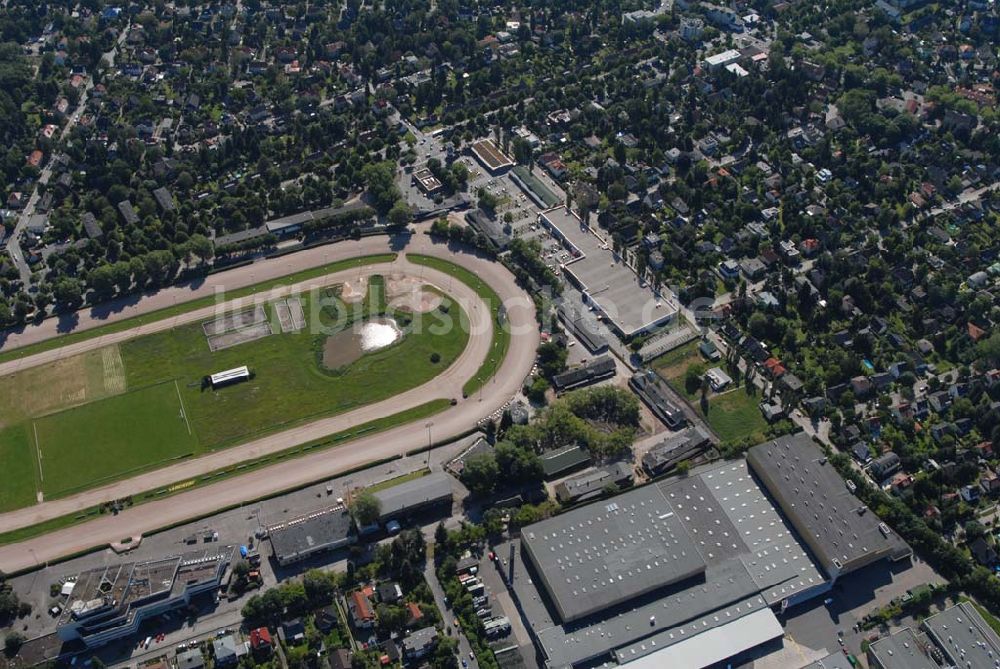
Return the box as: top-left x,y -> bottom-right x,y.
527,376 -> 549,404
495,442 -> 543,484
461,453 -> 499,496
965,521 -> 987,543
303,569 -> 335,607
351,491 -> 382,526
4,632 -> 24,657
536,342 -> 568,378
387,200 -> 412,226
376,603 -> 409,632
53,277 -> 83,307
684,363 -> 705,395
434,521 -> 449,548
241,588 -> 284,626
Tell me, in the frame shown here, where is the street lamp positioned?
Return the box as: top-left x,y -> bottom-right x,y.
424,421 -> 434,468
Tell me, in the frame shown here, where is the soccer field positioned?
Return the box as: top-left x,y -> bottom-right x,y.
32,382 -> 199,498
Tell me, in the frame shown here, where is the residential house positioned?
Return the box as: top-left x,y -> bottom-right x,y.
870,452 -> 901,480
349,589 -> 376,628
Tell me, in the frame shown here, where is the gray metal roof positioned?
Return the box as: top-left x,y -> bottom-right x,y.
268,507 -> 354,563
153,186 -> 175,212
373,471 -> 453,521
747,433 -> 912,577
507,457 -> 828,668
923,602 -> 1000,669
552,355 -> 616,391
555,462 -> 633,503
803,651 -> 855,669
521,485 -> 706,623
641,426 -> 711,474
557,302 -> 608,353
629,370 -> 686,428
614,604 -> 783,668
868,627 -> 936,669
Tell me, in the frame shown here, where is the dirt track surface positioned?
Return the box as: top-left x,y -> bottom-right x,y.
0,234 -> 539,571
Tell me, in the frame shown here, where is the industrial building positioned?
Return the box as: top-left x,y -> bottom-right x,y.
629,370 -> 687,428
747,433 -> 912,581
55,547 -> 234,648
501,458 -> 830,667
268,505 -> 356,566
641,425 -> 712,476
867,627 -> 936,669
922,601 -> 1000,669
499,433 -> 911,668
804,651 -> 855,669
556,302 -> 608,353
554,462 -> 633,504
373,472 -> 454,523
551,355 -> 616,392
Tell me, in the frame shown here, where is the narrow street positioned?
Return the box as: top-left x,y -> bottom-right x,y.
423,559 -> 478,669
5,24 -> 130,288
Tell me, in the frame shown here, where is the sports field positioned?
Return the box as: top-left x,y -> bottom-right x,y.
32,382 -> 197,497
0,272 -> 470,510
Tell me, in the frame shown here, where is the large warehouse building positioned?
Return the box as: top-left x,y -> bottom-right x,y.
499,432 -> 911,668
747,433 -> 911,581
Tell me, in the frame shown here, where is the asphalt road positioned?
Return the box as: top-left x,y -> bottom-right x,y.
0,233 -> 539,572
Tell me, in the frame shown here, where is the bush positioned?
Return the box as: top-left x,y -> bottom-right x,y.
430,352 -> 441,364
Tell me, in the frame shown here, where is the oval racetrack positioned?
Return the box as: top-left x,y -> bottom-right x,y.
0,231 -> 540,571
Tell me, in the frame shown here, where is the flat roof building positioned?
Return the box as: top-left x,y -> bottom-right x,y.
56,547 -> 233,648
641,425 -> 712,476
922,602 -> 1000,669
804,651 -> 855,669
541,207 -> 678,338
413,167 -> 442,194
521,485 -> 708,623
504,457 -> 828,668
747,433 -> 912,580
268,505 -> 356,566
470,138 -> 514,174
868,627 -> 936,669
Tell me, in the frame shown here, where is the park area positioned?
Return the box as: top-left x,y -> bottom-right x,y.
0,272 -> 470,511
652,341 -> 770,444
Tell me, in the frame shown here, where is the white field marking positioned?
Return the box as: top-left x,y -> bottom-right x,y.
174,379 -> 192,436
33,420 -> 43,483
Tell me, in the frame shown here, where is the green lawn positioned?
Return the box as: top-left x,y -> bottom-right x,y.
0,425 -> 38,510
33,382 -> 199,498
698,388 -> 769,443
120,280 -> 469,449
0,399 -> 451,547
0,254 -> 396,366
652,342 -> 769,443
407,254 -> 511,397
